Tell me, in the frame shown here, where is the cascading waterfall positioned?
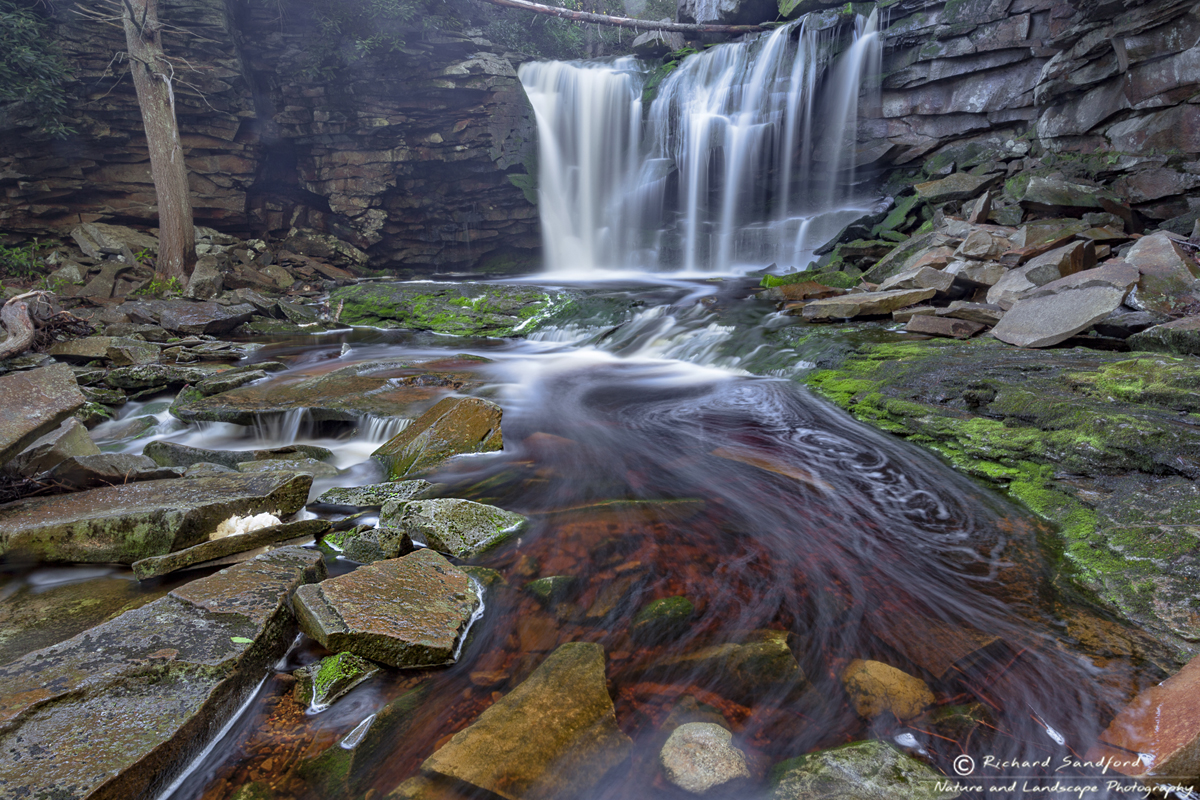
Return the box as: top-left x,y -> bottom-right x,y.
519,11 -> 883,275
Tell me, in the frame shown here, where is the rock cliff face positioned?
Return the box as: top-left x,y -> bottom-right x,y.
0,0 -> 540,273
3,0 -> 1199,272
861,0 -> 1200,229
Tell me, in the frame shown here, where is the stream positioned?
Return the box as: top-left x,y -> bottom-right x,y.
13,277 -> 1162,800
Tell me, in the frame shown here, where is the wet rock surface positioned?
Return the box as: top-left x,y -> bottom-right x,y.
294,548 -> 480,669
802,337 -> 1200,654
0,472 -> 312,563
132,518 -> 330,579
330,282 -> 574,336
0,547 -> 325,800
173,357 -> 484,425
418,641 -> 633,800
0,362 -> 87,466
659,722 -> 751,794
387,498 -> 526,559
373,396 -> 504,479
769,740 -> 959,800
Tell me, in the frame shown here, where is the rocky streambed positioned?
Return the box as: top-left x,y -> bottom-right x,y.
1,223 -> 1200,799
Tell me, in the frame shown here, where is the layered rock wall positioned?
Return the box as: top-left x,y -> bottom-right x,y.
865,0 -> 1200,227
0,0 -> 540,273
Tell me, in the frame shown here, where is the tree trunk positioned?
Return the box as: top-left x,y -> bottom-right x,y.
120,0 -> 195,283
477,0 -> 773,34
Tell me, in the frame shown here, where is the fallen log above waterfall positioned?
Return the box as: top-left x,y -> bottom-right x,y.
476,0 -> 773,34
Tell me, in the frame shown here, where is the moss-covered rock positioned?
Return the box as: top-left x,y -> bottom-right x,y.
294,652 -> 380,711
632,596 -> 696,642
329,282 -> 577,337
769,739 -> 959,800
801,337 -> 1200,656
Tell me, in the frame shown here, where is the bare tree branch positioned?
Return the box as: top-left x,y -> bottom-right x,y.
479,0 -> 774,34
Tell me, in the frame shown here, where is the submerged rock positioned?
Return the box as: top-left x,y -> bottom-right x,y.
373,396 -> 503,480
1088,653 -> 1200,785
419,641 -> 632,800
294,548 -> 480,669
841,659 -> 935,721
0,547 -> 325,800
769,740 -> 959,800
645,630 -> 806,702
389,498 -> 526,559
632,595 -> 696,642
659,722 -> 751,795
329,281 -> 574,337
0,472 -> 312,563
0,362 -> 86,467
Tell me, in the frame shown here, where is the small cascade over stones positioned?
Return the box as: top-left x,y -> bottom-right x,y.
519,12 -> 883,274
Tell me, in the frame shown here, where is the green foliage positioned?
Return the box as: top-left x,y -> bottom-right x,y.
134,275 -> 182,297
0,0 -> 72,137
301,0 -> 456,78
479,0 -> 639,61
0,235 -> 44,279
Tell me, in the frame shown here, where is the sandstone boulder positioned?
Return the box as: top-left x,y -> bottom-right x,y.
46,452 -> 180,490
373,396 -> 503,480
0,363 -> 86,467
132,518 -> 330,580
158,301 -> 257,335
420,641 -> 633,800
1127,316 -> 1200,355
914,172 -> 999,204
386,498 -> 526,559
801,289 -> 937,320
0,547 -> 324,800
0,472 -> 312,563
294,548 -> 480,669
991,286 -> 1128,348
293,652 -> 380,712
314,479 -> 438,508
3,417 -> 99,477
841,659 -> 934,721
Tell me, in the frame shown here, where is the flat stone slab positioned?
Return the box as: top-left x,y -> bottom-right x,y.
47,453 -> 181,490
992,285 -> 1128,348
914,172 -> 999,204
132,518 -> 330,580
144,440 -> 334,470
373,396 -> 504,479
328,281 -> 575,337
0,546 -> 325,800
172,357 -> 483,425
158,301 -> 256,335
314,479 -> 437,508
801,289 -> 937,320
294,548 -> 480,669
387,498 -> 526,559
0,472 -> 312,563
421,642 -> 633,800
0,362 -> 86,466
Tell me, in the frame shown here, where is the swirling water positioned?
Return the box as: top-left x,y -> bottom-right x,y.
70,278 -> 1164,800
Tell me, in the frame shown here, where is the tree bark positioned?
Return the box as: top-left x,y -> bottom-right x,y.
477,0 -> 772,34
120,0 -> 195,283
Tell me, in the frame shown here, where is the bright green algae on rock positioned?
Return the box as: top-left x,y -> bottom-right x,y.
329,281 -> 578,337
801,336 -> 1200,655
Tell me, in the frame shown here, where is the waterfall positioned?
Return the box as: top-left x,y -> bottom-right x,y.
519,11 -> 883,275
